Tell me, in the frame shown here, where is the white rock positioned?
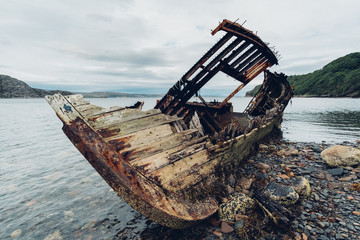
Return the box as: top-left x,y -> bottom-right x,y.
64,209 -> 74,221
44,230 -> 63,240
321,145 -> 360,167
11,229 -> 22,238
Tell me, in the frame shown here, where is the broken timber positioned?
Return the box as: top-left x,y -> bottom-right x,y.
46,19 -> 293,228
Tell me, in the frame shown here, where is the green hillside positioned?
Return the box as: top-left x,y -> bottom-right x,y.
288,52 -> 360,97
246,52 -> 360,97
0,75 -> 72,98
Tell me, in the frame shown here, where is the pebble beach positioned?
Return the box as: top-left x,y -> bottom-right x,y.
136,139 -> 360,240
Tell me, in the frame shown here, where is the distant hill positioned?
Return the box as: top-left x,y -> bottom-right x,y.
80,91 -> 161,98
0,74 -> 162,99
246,52 -> 360,98
0,75 -> 72,98
245,85 -> 261,97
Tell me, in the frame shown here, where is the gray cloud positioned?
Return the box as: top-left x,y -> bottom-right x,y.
0,0 -> 359,93
79,49 -> 172,67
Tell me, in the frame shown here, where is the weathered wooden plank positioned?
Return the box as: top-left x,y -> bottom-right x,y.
131,141 -> 207,174
147,148 -> 210,187
147,119 -> 273,192
117,129 -> 199,162
75,104 -> 106,118
132,145 -> 188,173
64,94 -> 90,106
161,134 -> 250,192
88,107 -> 126,121
163,157 -> 221,192
60,114 -> 219,229
94,114 -> 184,137
45,94 -> 82,123
162,122 -> 276,192
105,124 -> 174,146
89,108 -> 161,124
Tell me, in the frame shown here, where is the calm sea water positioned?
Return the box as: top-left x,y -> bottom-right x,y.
0,97 -> 359,239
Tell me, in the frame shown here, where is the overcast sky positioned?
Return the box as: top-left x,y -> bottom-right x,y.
0,0 -> 359,95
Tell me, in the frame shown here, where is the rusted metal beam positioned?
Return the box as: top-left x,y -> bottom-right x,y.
218,84 -> 246,109
220,63 -> 246,82
212,19 -> 278,65
167,64 -> 223,115
235,51 -> 262,72
245,58 -> 267,77
230,45 -> 257,68
223,41 -> 249,64
162,38 -> 242,115
181,32 -> 233,82
238,54 -> 265,75
155,33 -> 233,110
218,61 -> 272,107
156,19 -> 278,116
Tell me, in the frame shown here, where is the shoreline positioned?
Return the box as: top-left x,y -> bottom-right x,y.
137,139 -> 360,240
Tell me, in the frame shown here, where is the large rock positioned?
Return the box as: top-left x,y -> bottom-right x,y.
321,145 -> 360,167
292,176 -> 311,198
264,181 -> 299,206
218,193 -> 255,221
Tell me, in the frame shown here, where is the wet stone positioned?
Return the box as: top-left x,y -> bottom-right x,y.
305,225 -> 312,231
234,219 -> 245,230
339,221 -> 347,227
268,145 -> 277,151
293,176 -> 311,198
335,233 -> 345,239
311,146 -> 322,153
327,167 -> 344,176
302,201 -> 312,209
218,192 -> 255,221
257,162 -> 271,171
44,230 -> 63,240
220,221 -> 234,233
166,141 -> 360,239
264,181 -> 299,206
256,172 -> 269,181
11,229 -> 22,238
313,193 -> 320,201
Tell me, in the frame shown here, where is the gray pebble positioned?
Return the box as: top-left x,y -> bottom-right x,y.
335,233 -> 344,239
302,202 -> 313,209
234,219 -> 245,230
339,221 -> 347,227
318,221 -> 329,228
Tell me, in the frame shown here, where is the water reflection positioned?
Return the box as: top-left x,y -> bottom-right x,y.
316,111 -> 360,128
283,110 -> 360,143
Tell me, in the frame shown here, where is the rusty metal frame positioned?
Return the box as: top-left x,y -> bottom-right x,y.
155,19 -> 278,116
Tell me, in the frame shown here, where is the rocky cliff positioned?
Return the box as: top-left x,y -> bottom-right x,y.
0,75 -> 71,98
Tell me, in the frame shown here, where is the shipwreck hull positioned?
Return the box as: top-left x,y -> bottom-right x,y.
46,19 -> 293,228
46,77 -> 290,228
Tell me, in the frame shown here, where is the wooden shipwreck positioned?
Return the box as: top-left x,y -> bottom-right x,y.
46,19 -> 293,228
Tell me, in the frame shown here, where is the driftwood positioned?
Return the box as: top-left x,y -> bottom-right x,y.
252,189 -> 294,227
